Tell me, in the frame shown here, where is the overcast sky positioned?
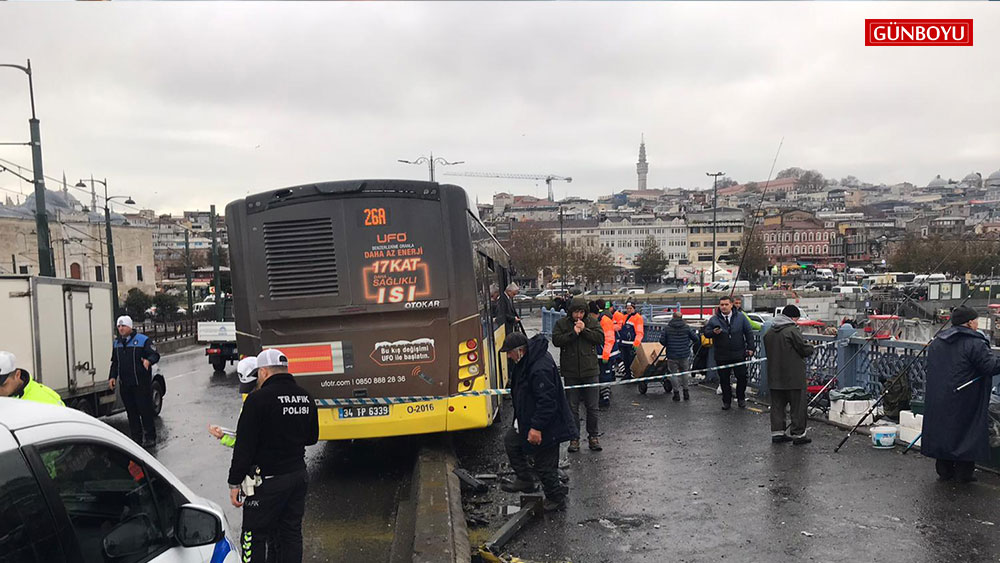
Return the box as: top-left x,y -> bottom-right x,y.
0,2 -> 997,214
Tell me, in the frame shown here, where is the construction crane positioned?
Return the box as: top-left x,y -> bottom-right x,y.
444,171 -> 572,202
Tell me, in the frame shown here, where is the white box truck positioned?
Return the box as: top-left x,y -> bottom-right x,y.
0,275 -> 166,417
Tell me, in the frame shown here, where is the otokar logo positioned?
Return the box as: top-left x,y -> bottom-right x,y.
865,19 -> 973,46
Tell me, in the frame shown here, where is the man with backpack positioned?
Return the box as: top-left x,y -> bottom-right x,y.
658,311 -> 699,401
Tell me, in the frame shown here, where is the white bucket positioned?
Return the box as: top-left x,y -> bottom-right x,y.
871,425 -> 898,449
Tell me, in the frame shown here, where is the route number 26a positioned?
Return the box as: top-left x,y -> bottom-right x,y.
364,207 -> 387,226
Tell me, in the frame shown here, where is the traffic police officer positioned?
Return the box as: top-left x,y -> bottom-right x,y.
108,315 -> 160,446
0,351 -> 64,405
228,348 -> 319,563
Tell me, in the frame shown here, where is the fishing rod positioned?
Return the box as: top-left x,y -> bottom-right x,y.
832,280 -> 993,453
804,213 -> 1000,414
729,137 -> 783,301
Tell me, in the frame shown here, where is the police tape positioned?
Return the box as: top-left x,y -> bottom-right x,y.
314,340 -> 837,407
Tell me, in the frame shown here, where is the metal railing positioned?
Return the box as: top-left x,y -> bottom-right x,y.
134,320 -> 197,342
641,324 -> 936,400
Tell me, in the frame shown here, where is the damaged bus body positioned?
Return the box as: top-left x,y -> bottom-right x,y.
226,179 -> 511,440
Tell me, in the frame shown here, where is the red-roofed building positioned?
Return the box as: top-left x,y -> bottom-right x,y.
760,210 -> 838,265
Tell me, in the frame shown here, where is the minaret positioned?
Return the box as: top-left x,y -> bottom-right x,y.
636,135 -> 648,190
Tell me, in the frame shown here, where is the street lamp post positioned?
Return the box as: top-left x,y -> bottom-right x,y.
706,172 -> 725,282
76,178 -> 134,319
397,152 -> 464,182
1,59 -> 55,276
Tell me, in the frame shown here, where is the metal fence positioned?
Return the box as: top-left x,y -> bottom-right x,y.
541,310 -> 943,401
134,320 -> 197,342
643,322 -> 929,399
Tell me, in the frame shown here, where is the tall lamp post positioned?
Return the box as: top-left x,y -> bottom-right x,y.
1,60 -> 55,276
76,178 -> 134,319
706,172 -> 725,282
397,152 -> 464,182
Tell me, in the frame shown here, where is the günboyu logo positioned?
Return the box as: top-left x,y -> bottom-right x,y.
865,19 -> 973,46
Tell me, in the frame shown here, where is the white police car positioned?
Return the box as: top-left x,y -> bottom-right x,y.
0,397 -> 238,563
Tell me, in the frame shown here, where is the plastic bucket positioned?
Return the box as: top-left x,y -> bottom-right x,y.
871,425 -> 898,449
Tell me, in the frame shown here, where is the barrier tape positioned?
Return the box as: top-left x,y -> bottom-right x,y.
314,340 -> 837,407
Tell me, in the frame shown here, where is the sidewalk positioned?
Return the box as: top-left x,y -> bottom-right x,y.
472,383 -> 1000,563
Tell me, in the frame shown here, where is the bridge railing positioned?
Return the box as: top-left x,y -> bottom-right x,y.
643,324 -> 932,400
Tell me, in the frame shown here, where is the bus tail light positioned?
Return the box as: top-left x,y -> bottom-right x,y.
465,339 -> 478,351
466,351 -> 479,363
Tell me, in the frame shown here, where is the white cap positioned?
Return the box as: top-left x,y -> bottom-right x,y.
0,351 -> 16,376
116,315 -> 133,328
236,357 -> 259,384
256,348 -> 288,369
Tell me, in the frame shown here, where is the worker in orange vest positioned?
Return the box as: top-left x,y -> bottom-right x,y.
618,302 -> 645,379
593,301 -> 620,408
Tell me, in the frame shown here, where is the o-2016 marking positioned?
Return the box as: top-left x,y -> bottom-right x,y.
406,403 -> 434,414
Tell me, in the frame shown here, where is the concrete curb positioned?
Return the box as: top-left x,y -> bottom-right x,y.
412,438 -> 471,563
157,336 -> 198,355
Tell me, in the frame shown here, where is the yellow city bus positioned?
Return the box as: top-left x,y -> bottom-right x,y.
226,180 -> 511,440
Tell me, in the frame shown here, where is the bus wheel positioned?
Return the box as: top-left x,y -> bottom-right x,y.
151,380 -> 165,417
638,382 -> 648,395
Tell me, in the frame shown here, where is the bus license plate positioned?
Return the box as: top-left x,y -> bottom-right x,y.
339,405 -> 390,419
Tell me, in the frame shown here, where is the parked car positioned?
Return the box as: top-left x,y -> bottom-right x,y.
523,288 -> 543,297
618,287 -> 646,295
651,286 -> 681,294
800,281 -> 833,293
583,288 -> 614,296
513,294 -> 534,302
0,398 -> 239,563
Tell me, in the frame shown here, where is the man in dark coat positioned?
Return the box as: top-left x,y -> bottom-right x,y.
552,297 -> 605,451
496,283 -> 521,335
762,305 -> 815,445
500,333 -> 578,511
922,306 -> 1000,482
701,296 -> 756,409
108,315 -> 161,447
658,311 -> 698,401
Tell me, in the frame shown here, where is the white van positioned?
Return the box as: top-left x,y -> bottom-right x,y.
0,398 -> 239,562
816,268 -> 835,280
832,285 -> 869,295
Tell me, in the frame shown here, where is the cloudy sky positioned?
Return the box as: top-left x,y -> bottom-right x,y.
0,2 -> 997,214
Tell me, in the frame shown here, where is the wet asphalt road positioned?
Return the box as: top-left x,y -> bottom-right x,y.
463,382 -> 1000,563
103,346 -> 420,562
459,314 -> 1000,563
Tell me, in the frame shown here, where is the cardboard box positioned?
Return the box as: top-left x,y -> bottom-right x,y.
631,343 -> 664,377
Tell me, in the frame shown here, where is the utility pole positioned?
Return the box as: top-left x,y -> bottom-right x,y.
105,187 -> 120,316
397,153 -> 464,182
699,269 -> 705,320
559,205 -> 565,287
1,61 -> 55,276
706,172 -> 725,282
210,205 -> 222,322
184,229 -> 194,315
